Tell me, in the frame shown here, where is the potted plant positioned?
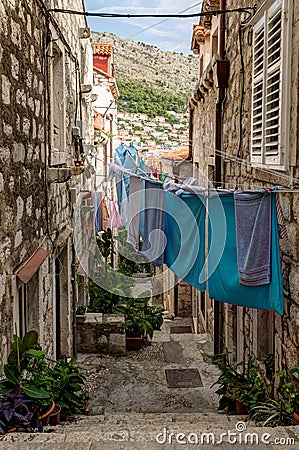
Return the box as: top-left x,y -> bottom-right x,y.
250,398 -> 294,427
250,365 -> 299,427
211,349 -> 268,415
49,403 -> 61,426
49,356 -> 90,421
115,296 -> 164,350
0,392 -> 43,434
0,331 -> 55,431
276,366 -> 299,426
76,304 -> 88,323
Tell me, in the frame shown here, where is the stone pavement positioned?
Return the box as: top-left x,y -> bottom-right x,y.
0,318 -> 298,449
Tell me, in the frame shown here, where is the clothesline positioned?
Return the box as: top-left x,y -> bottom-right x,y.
108,163 -> 299,194
215,148 -> 299,187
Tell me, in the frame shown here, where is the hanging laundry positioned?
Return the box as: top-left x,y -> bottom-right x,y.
151,166 -> 158,178
142,180 -> 165,268
127,176 -> 142,249
160,172 -> 167,182
107,199 -> 122,229
120,177 -> 129,225
163,177 -> 204,195
114,143 -> 137,166
164,192 -> 206,292
93,192 -> 102,234
208,193 -> 284,315
234,191 -> 272,286
143,162 -> 151,176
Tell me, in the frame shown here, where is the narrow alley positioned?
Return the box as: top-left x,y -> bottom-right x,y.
1,319 -> 298,449
1,0 -> 299,448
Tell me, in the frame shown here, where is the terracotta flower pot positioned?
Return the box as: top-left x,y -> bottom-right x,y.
293,411 -> 299,425
39,401 -> 55,426
80,400 -> 89,415
60,408 -> 68,422
236,399 -> 249,415
49,404 -> 61,426
126,336 -> 143,351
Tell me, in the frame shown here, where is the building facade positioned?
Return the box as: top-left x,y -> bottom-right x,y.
190,0 -> 299,369
0,0 -> 94,366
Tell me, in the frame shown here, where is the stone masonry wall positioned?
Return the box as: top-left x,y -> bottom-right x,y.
0,0 -> 48,363
0,0 -> 93,367
223,0 -> 299,370
191,0 -> 299,370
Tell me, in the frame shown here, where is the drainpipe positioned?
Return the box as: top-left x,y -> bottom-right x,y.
213,0 -> 228,356
188,107 -> 194,161
71,226 -> 77,357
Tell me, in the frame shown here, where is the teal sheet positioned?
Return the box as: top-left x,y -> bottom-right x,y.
164,192 -> 206,292
208,193 -> 284,315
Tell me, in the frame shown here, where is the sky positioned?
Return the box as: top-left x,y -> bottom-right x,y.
84,1 -> 203,55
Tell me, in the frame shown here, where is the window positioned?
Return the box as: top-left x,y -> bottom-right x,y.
251,0 -> 292,170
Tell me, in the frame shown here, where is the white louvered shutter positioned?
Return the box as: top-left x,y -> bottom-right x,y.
264,5 -> 282,165
250,0 -> 291,170
251,22 -> 265,164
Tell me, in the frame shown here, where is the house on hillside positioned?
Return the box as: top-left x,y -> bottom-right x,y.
0,0 -> 94,366
92,42 -> 119,189
189,0 -> 299,370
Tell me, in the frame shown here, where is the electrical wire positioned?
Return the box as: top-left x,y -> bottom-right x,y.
50,7 -> 256,21
129,2 -> 203,39
215,149 -> 299,187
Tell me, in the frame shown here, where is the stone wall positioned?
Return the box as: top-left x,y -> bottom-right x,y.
177,281 -> 192,317
190,0 -> 299,369
76,313 -> 126,355
0,0 -> 94,367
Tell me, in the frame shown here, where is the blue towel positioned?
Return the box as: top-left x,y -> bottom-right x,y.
234,192 -> 272,286
142,180 -> 165,268
164,192 -> 206,291
208,193 -> 284,315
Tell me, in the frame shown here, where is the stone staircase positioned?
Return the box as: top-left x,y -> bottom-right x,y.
1,321 -> 298,449
1,412 -> 298,449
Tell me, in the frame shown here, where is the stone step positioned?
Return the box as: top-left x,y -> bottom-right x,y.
1,413 -> 298,447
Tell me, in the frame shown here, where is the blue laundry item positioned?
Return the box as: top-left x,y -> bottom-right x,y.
142,180 -> 165,268
234,192 -> 272,286
127,176 -> 142,248
93,192 -> 102,234
164,192 -> 206,291
208,193 -> 284,315
139,179 -> 145,241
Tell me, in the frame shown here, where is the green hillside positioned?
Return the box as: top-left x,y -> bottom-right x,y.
117,81 -> 189,118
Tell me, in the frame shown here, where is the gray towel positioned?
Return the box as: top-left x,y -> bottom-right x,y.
234,192 -> 272,286
142,180 -> 165,268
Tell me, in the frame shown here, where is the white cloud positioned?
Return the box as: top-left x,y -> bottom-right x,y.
85,0 -> 202,54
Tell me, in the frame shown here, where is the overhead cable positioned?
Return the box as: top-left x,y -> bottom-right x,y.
49,7 -> 256,20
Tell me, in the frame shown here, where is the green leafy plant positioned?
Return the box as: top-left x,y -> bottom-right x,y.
115,296 -> 164,340
211,349 -> 269,414
0,331 -> 90,426
0,331 -> 51,403
76,304 -> 88,315
48,356 -> 90,417
249,365 -> 299,427
250,398 -> 294,427
96,228 -> 114,261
